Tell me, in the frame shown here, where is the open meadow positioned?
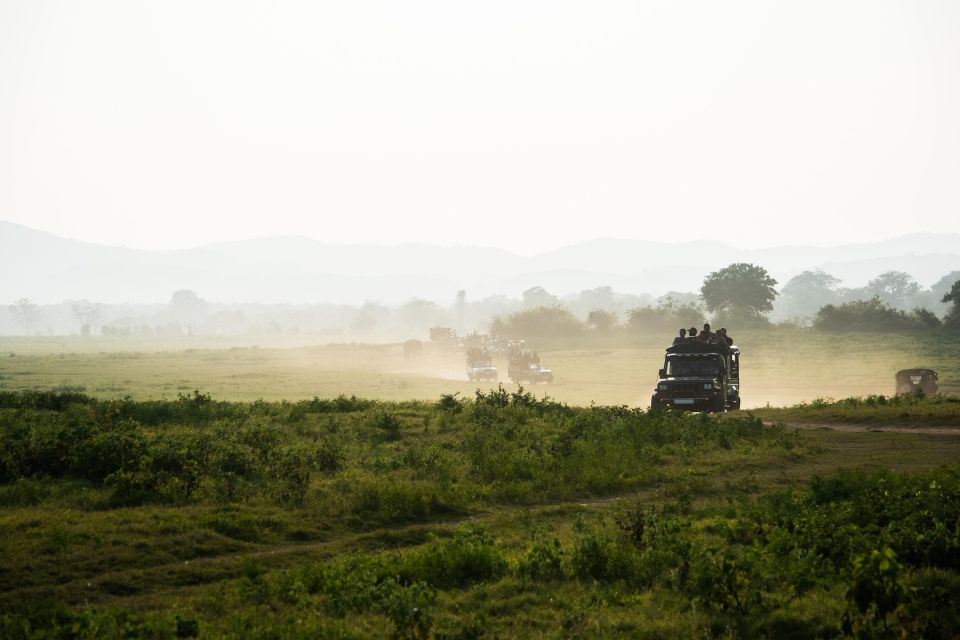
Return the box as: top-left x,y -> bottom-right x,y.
0,389 -> 959,638
1,331 -> 960,638
0,329 -> 958,408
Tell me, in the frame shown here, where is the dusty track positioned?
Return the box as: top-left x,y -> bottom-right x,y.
771,421 -> 960,435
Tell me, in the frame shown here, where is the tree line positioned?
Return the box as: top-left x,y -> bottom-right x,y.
6,267 -> 959,338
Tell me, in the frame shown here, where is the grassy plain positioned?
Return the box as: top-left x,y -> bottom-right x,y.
1,331 -> 959,638
1,390 -> 959,638
0,329 -> 958,408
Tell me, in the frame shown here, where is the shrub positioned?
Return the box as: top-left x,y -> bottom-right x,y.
517,537 -> 565,581
814,298 -> 935,332
272,447 -> 313,503
627,300 -> 706,332
397,525 -> 508,589
490,306 -> 583,339
371,412 -> 402,441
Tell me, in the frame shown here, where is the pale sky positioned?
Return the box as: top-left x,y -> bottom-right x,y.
2,1 -> 959,254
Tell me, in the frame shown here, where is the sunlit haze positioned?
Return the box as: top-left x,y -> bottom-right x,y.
2,1 -> 960,253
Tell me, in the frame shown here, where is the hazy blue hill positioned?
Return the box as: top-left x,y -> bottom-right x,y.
2,220 -> 958,304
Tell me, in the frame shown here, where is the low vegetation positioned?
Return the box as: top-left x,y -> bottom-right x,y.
1,390 -> 959,637
751,392 -> 960,427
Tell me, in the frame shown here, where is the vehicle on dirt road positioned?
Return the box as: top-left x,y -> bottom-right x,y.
650,339 -> 740,412
466,347 -> 498,382
467,359 -> 498,382
895,368 -> 939,395
508,361 -> 554,384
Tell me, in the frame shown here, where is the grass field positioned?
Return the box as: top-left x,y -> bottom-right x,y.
1,390 -> 959,638
0,329 -> 958,408
1,331 -> 959,638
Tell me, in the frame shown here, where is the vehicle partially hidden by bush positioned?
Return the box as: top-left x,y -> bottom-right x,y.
650,337 -> 740,412
895,368 -> 939,396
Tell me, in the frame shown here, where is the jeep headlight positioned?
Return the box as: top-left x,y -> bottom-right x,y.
658,384 -> 667,390
703,383 -> 713,389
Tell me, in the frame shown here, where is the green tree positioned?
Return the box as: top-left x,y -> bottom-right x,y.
8,298 -> 42,335
398,298 -> 445,331
169,289 -> 208,335
351,301 -> 390,333
700,263 -> 778,326
942,280 -> 960,330
521,286 -> 559,309
491,306 -> 582,338
70,300 -> 104,337
778,270 -> 842,320
627,299 -> 706,332
863,271 -> 921,309
587,309 -> 618,332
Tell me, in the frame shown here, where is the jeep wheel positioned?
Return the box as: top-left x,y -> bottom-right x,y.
710,395 -> 726,413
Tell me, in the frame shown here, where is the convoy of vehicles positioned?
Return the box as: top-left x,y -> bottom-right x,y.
418,327 -> 945,410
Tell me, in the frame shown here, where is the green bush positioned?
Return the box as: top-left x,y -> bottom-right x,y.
397,525 -> 508,589
814,298 -> 939,332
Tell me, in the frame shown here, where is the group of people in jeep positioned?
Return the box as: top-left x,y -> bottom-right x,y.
673,323 -> 733,346
507,347 -> 541,368
466,346 -> 494,363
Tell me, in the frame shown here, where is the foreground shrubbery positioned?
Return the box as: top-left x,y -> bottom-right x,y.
4,468 -> 959,638
3,390 -> 958,637
0,388 -> 797,513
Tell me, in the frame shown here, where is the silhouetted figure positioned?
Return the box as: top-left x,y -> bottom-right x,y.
688,327 -> 698,340
698,323 -> 713,342
673,328 -> 687,344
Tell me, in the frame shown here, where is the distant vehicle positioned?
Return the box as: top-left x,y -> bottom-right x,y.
650,339 -> 740,412
895,368 -> 938,395
508,361 -> 554,384
403,339 -> 423,358
430,326 -> 458,352
467,359 -> 498,382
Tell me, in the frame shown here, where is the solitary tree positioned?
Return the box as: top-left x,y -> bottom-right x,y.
700,263 -> 778,326
8,298 -> 42,336
169,289 -> 208,335
71,300 -> 104,336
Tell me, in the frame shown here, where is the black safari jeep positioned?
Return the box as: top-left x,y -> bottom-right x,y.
650,341 -> 740,412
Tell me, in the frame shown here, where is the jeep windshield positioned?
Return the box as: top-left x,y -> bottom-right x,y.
665,357 -> 722,378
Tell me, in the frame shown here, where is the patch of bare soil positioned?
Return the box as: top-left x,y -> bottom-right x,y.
771,422 -> 960,435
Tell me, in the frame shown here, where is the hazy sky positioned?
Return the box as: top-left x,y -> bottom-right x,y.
2,1 -> 959,254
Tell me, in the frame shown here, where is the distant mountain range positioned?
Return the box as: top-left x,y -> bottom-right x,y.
3,220 -> 959,304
